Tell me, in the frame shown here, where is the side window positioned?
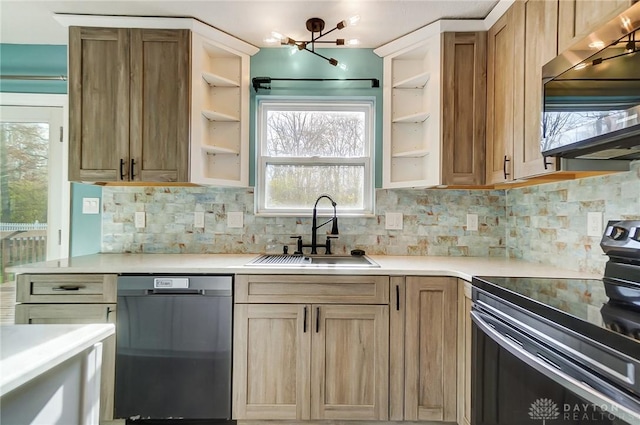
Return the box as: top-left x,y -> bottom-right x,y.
257,98 -> 375,216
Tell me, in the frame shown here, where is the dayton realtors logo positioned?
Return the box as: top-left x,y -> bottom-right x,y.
529,398 -> 560,424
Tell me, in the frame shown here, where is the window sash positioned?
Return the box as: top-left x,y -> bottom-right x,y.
257,97 -> 375,216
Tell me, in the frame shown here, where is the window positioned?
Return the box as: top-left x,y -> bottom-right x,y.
257,98 -> 375,216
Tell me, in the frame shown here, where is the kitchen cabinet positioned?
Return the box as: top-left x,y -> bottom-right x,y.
69,27 -> 190,183
233,275 -> 389,421
389,276 -> 458,422
457,279 -> 472,425
14,273 -> 117,421
558,0 -> 634,54
376,29 -> 486,188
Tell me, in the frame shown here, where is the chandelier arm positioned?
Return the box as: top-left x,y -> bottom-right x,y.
304,47 -> 336,64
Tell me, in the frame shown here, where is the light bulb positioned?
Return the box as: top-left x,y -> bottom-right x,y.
338,63 -> 348,71
338,14 -> 361,29
588,40 -> 605,49
574,62 -> 588,70
271,31 -> 286,41
348,15 -> 361,26
346,39 -> 360,46
264,37 -> 279,45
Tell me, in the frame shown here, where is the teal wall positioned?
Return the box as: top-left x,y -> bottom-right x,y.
250,47 -> 383,187
69,183 -> 102,257
0,44 -> 67,94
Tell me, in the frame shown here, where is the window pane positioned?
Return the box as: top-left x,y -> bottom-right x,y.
265,110 -> 365,157
265,164 -> 364,210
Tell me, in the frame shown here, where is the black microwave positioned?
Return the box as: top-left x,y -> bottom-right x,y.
541,24 -> 640,161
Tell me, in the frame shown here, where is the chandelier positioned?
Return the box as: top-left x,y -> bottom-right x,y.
268,15 -> 361,68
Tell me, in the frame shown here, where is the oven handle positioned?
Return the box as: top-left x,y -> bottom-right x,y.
471,310 -> 640,423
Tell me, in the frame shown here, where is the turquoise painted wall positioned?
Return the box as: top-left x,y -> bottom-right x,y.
69,183 -> 102,256
0,44 -> 67,94
250,47 -> 383,187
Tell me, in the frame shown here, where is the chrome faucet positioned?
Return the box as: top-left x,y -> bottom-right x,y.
298,194 -> 339,255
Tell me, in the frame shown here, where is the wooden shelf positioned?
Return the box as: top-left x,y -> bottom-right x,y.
393,112 -> 430,123
392,149 -> 429,158
202,71 -> 239,87
201,145 -> 239,155
393,71 -> 430,89
202,109 -> 240,122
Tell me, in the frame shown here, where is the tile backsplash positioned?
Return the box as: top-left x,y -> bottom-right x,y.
101,188 -> 507,257
100,161 -> 639,275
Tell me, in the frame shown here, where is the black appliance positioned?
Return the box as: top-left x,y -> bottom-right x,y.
541,3 -> 640,161
115,275 -> 234,424
471,220 -> 640,425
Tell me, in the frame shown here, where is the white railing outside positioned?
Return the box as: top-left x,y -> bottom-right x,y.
0,222 -> 48,231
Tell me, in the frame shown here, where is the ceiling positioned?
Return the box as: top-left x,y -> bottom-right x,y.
0,0 -> 500,49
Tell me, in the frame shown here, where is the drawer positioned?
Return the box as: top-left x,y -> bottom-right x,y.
235,274 -> 389,304
16,274 -> 117,303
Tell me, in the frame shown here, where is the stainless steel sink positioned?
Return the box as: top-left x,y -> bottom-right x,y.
246,254 -> 379,268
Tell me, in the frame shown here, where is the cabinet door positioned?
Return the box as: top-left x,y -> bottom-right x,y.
130,29 -> 190,182
311,304 -> 389,420
404,277 -> 457,421
15,303 -> 117,421
441,32 -> 487,186
514,0 -> 558,179
69,27 -> 130,182
486,8 -> 516,184
233,304 -> 311,420
457,280 -> 472,425
558,0 -> 632,53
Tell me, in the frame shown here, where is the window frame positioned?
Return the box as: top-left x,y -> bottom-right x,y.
0,93 -> 69,260
256,96 -> 375,217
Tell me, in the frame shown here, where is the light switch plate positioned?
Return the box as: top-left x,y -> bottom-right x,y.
466,214 -> 478,231
587,212 -> 603,237
227,211 -> 244,228
194,212 -> 205,228
385,212 -> 403,230
82,197 -> 100,214
135,211 -> 146,228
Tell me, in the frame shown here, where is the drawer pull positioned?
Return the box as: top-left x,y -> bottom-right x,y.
52,285 -> 85,291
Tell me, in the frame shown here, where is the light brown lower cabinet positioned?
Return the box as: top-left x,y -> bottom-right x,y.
15,273 -> 117,421
390,276 -> 458,422
233,275 -> 390,421
457,279 -> 473,425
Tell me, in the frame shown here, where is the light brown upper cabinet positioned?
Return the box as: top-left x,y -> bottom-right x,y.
558,0 -> 635,53
69,27 -> 190,183
486,6 -> 517,184
376,30 -> 486,188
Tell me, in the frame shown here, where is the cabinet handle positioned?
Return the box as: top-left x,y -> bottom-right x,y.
543,156 -> 552,170
303,306 -> 307,333
503,155 -> 511,180
396,285 -> 400,311
119,158 -> 126,180
106,307 -> 114,320
130,158 -> 136,180
316,307 -> 320,333
52,285 -> 84,291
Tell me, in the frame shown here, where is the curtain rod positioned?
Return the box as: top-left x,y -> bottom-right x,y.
252,76 -> 379,92
0,75 -> 67,81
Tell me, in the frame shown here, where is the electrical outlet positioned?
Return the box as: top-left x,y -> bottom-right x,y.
194,212 -> 205,228
587,212 -> 603,237
81,197 -> 100,214
466,214 -> 478,231
385,212 -> 403,230
227,211 -> 244,228
135,211 -> 146,228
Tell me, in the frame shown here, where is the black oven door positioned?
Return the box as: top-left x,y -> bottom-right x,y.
471,310 -> 640,425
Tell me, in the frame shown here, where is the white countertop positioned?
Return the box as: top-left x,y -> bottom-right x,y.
8,253 -> 602,281
0,324 -> 115,397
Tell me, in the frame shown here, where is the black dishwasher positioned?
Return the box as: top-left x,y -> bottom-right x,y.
115,275 -> 233,423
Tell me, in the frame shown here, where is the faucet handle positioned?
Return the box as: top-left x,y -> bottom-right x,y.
290,236 -> 303,255
325,236 -> 338,255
